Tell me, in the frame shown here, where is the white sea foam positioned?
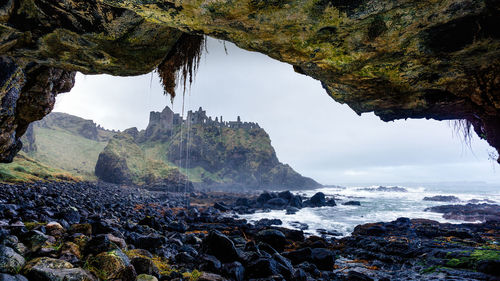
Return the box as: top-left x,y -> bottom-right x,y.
238,185 -> 499,237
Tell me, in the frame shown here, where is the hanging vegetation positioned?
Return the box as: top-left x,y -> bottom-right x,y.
157,33 -> 206,100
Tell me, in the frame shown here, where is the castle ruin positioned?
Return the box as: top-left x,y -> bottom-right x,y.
145,106 -> 260,137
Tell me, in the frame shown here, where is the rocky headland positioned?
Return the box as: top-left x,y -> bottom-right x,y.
0,182 -> 499,281
95,106 -> 320,191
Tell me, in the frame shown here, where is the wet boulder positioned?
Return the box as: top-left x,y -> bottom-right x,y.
246,258 -> 279,279
22,257 -> 94,281
264,198 -> 288,209
255,229 -> 288,252
203,231 -> 240,263
0,246 -> 25,274
310,248 -> 336,270
257,192 -> 275,205
221,261 -> 244,281
304,192 -> 326,207
343,201 -> 361,206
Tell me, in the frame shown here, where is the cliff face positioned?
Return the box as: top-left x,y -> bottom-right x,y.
95,106 -> 320,190
1,0 -> 499,163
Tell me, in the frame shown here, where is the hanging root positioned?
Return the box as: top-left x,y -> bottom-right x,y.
157,33 -> 206,100
450,119 -> 473,147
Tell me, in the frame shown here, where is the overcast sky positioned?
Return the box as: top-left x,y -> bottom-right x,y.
54,39 -> 500,186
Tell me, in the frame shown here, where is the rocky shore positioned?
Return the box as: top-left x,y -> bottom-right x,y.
0,182 -> 499,281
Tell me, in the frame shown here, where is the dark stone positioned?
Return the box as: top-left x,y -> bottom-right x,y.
282,248 -> 312,265
134,235 -> 165,251
246,258 -> 279,278
203,231 -> 239,263
235,198 -> 251,207
131,257 -> 159,276
222,261 -> 245,281
346,271 -> 374,281
277,191 -> 293,201
199,255 -> 221,272
255,218 -> 282,228
0,274 -> 28,281
306,192 -> 326,207
257,192 -> 275,205
423,195 -> 460,202
273,253 -> 294,279
175,252 -> 195,263
310,248 -> 335,270
167,221 -> 188,232
255,229 -> 288,252
477,259 -> 500,276
265,198 -> 288,209
343,201 -> 361,206
213,202 -> 230,212
84,234 -> 118,256
293,268 -> 308,281
289,195 -> 303,208
286,207 -> 300,215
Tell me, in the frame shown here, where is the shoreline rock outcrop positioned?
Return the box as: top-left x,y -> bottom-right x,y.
0,181 -> 498,280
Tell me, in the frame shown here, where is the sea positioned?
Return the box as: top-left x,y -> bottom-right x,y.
237,182 -> 500,237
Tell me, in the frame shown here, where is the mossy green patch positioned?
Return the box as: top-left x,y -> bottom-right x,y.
0,152 -> 79,183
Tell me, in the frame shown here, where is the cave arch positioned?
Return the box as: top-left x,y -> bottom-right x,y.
0,0 -> 499,163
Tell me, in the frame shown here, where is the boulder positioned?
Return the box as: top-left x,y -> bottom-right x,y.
0,246 -> 25,274
246,258 -> 279,279
264,198 -> 288,209
282,248 -> 312,265
343,201 -> 361,206
0,274 -> 28,281
310,248 -> 335,270
203,231 -> 239,263
84,235 -> 118,256
136,274 -> 158,281
277,191 -> 293,201
257,192 -> 275,205
423,195 -> 460,202
22,257 -> 94,281
289,195 -> 303,208
255,229 -> 288,252
221,262 -> 244,281
86,249 -> 132,280
305,192 -> 326,207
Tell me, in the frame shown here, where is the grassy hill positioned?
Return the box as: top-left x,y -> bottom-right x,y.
20,112 -> 115,180
0,152 -> 80,183
25,127 -> 108,180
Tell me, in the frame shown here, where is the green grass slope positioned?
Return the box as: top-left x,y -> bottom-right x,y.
0,152 -> 80,183
26,127 -> 108,180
